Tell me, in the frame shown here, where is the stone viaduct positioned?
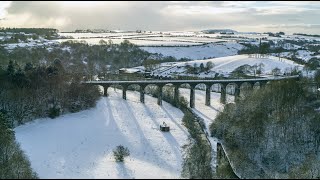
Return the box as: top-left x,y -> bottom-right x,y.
82,75 -> 299,108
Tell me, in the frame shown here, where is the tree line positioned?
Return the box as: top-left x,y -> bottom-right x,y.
0,28 -> 58,39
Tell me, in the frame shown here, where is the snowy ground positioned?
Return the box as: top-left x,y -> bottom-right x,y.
15,90 -> 189,179
179,88 -> 233,133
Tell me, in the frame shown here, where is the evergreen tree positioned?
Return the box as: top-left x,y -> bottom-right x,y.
200,63 -> 205,72
24,62 -> 34,72
6,60 -> 15,78
205,61 -> 214,71
13,68 -> 28,88
315,69 -> 320,84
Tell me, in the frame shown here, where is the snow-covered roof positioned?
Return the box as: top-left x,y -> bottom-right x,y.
119,68 -> 144,73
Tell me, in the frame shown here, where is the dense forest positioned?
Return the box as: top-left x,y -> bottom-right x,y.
0,40 -> 150,72
0,28 -> 59,39
0,59 -> 100,127
210,78 -> 320,178
0,39 -> 186,74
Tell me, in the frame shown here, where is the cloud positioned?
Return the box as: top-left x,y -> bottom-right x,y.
0,1 -> 319,34
0,1 -> 11,18
264,24 -> 320,29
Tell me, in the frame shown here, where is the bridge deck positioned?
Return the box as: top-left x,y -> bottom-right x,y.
82,75 -> 299,84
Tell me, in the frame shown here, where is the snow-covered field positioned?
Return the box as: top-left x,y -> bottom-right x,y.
134,36 -> 226,43
293,50 -> 319,62
15,90 -> 189,179
56,38 -> 202,46
4,31 -> 320,62
191,55 -> 302,74
141,42 -> 243,60
58,32 -> 150,38
151,54 -> 304,78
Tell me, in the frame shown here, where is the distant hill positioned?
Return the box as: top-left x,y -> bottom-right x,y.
201,29 -> 237,34
236,32 -> 260,34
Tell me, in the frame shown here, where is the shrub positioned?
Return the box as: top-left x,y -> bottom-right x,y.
113,145 -> 130,162
69,101 -> 82,113
48,105 -> 60,119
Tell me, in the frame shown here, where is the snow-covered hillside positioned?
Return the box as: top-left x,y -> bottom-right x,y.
141,42 -> 243,60
292,50 -> 320,62
152,54 -> 303,78
15,90 -> 189,179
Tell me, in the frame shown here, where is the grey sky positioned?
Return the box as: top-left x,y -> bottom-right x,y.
0,1 -> 319,34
